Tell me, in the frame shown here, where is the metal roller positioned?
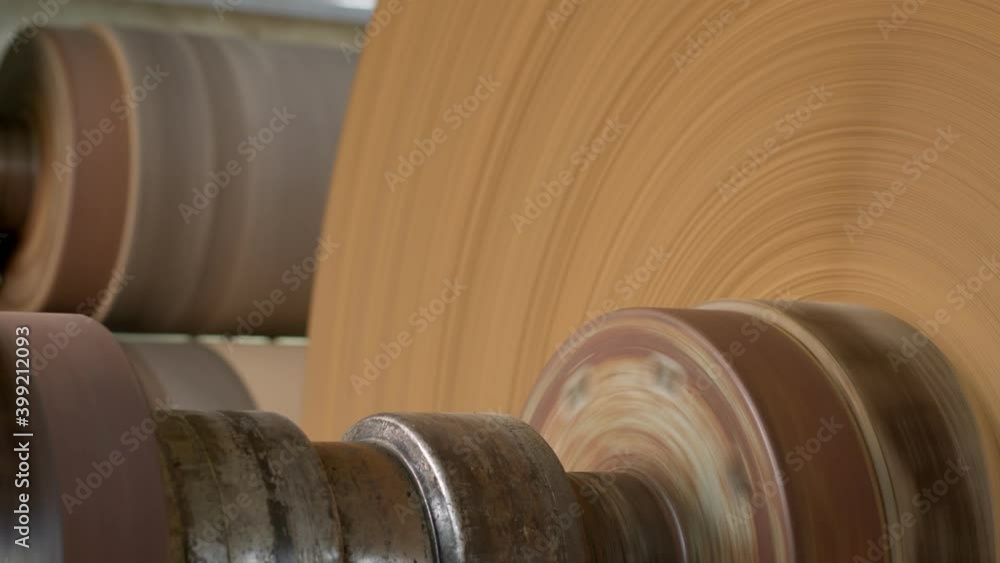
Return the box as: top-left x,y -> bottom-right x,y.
2,302 -> 994,561
0,24 -> 351,335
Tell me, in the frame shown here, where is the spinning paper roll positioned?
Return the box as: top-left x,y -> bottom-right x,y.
304,0 -> 1000,540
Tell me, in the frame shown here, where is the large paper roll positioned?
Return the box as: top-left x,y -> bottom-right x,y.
304,0 -> 1000,526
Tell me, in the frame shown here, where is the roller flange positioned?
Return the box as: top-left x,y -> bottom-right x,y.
525,301 -> 994,562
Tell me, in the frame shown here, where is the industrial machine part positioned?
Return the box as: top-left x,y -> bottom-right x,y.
3,301 -> 994,562
0,25 -> 351,335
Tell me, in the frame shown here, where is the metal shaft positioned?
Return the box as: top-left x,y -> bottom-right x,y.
157,409 -> 682,563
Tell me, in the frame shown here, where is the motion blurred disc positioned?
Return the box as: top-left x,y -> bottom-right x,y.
523,303 -> 994,562
0,27 -> 131,319
0,313 -> 168,563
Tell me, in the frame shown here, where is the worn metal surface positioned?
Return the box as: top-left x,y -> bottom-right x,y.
346,413 -> 589,563
314,442 -> 436,561
158,410 -> 341,562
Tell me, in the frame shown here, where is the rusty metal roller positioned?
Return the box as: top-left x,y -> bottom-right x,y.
0,25 -> 351,335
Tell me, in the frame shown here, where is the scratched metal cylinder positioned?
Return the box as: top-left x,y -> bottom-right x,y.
156,410 -> 340,563
154,408 -> 695,562
313,441 -> 437,561
344,413 -> 590,563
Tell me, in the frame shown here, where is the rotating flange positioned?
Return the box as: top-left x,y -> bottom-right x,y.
524,301 -> 995,562
1,301 -> 994,562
